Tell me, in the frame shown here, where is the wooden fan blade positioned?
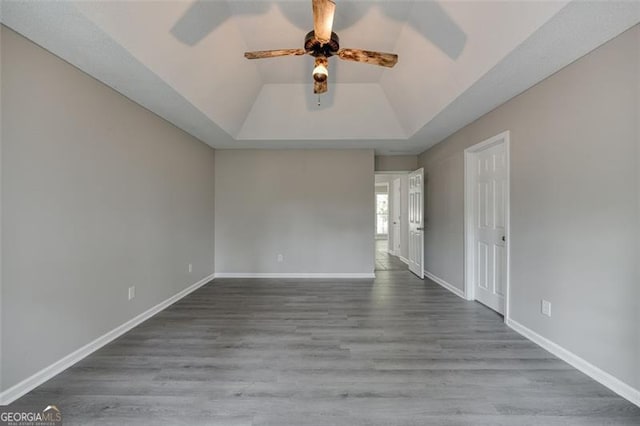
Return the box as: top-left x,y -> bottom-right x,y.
337,49 -> 398,68
244,49 -> 307,59
312,0 -> 336,43
314,80 -> 328,94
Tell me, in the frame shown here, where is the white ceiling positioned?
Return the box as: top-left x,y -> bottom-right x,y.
2,1 -> 639,154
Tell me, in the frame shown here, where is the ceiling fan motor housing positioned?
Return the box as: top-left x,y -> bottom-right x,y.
305,31 -> 340,57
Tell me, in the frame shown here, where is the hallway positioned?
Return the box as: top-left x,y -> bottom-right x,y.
375,239 -> 408,271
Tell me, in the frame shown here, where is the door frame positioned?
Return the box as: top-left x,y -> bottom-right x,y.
464,131 -> 511,321
391,178 -> 402,256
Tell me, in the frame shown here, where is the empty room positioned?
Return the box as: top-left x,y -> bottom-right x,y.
1,0 -> 639,424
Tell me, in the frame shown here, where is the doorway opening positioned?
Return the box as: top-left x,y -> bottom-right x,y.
464,131 -> 511,318
374,174 -> 409,272
375,184 -> 389,239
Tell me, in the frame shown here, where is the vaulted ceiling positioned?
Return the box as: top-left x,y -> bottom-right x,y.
2,1 -> 639,154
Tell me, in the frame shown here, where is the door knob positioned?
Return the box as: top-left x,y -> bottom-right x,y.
417,227 -> 424,231
502,236 -> 506,242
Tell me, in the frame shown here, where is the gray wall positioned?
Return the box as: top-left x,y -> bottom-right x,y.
0,24 -> 4,397
215,150 -> 374,274
1,27 -> 216,391
418,25 -> 639,390
374,155 -> 418,172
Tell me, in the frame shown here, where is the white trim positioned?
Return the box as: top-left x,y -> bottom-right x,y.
424,270 -> 466,300
0,272 -> 216,406
464,147 -> 473,302
214,273 -> 376,279
464,131 -> 511,319
507,318 -> 640,408
374,182 -> 389,190
398,256 -> 409,265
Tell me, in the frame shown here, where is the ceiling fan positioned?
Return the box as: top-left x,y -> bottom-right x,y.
244,0 -> 398,94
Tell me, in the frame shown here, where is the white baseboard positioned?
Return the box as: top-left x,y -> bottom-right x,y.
506,318 -> 640,408
0,272 -> 216,406
423,269 -> 466,300
214,272 -> 375,279
398,256 -> 409,265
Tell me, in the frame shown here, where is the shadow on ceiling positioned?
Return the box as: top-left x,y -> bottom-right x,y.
170,1 -> 467,61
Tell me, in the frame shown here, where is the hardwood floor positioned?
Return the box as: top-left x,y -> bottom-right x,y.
9,271 -> 640,425
375,239 -> 407,271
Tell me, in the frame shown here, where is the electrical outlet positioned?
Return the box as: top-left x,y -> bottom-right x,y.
128,286 -> 135,301
277,254 -> 284,263
188,263 -> 193,273
541,300 -> 551,317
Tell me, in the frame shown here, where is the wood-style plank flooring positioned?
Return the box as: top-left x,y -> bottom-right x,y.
375,239 -> 407,271
10,266 -> 640,425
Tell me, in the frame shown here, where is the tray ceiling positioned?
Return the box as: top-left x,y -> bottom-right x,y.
2,1 -> 639,154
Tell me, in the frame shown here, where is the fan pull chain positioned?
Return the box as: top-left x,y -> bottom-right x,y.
317,95 -> 321,106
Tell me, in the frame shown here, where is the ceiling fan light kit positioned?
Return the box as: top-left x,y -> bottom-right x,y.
244,0 -> 398,95
313,57 -> 328,83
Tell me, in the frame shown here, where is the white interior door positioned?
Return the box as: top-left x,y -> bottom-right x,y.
391,178 -> 401,256
408,168 -> 424,278
472,140 -> 508,314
